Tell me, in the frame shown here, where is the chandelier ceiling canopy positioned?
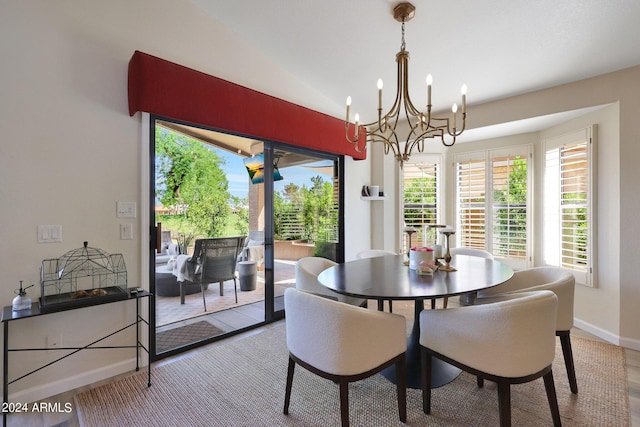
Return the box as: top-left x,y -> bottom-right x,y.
344,2 -> 467,163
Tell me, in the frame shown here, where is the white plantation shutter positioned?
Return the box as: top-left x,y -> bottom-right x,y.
543,127 -> 595,286
491,149 -> 530,269
456,154 -> 486,249
402,154 -> 441,248
455,146 -> 531,269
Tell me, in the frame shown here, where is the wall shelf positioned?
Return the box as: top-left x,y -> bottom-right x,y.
360,196 -> 385,201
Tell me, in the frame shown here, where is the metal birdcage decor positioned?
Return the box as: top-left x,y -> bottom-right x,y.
40,241 -> 128,311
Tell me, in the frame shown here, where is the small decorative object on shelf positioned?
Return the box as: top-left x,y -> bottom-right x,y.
361,185 -> 383,198
40,241 -> 128,312
12,280 -> 34,311
439,229 -> 457,272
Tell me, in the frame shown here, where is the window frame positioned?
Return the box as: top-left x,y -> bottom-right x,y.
542,126 -> 596,287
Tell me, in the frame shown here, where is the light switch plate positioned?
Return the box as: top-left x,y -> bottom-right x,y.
37,225 -> 63,243
120,224 -> 133,240
117,202 -> 136,218
120,223 -> 133,240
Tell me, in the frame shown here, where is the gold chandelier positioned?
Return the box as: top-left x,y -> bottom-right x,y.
345,2 -> 467,163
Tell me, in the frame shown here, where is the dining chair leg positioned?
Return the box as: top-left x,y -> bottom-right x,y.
395,356 -> 407,422
339,380 -> 350,427
388,300 -> 393,313
430,299 -> 436,310
497,381 -> 511,427
378,300 -> 384,311
283,357 -> 295,414
543,370 -> 562,427
558,331 -> 578,393
421,348 -> 432,414
443,297 -> 448,309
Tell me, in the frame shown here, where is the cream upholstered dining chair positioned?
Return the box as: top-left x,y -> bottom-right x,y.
476,266 -> 578,394
449,247 -> 494,306
419,291 -> 562,427
355,249 -> 397,312
294,257 -> 367,307
283,288 -> 407,427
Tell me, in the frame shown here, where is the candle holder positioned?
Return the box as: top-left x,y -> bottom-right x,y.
427,224 -> 446,258
439,230 -> 457,272
403,227 -> 416,266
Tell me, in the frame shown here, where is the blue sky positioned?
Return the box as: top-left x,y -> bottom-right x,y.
214,148 -> 333,199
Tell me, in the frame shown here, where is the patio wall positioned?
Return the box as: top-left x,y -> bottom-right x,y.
274,240 -> 314,261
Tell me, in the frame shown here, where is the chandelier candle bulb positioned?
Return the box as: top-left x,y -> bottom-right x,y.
426,74 -> 432,106
346,96 -> 351,122
452,103 -> 458,129
354,113 -> 360,137
377,79 -> 383,109
461,84 -> 467,113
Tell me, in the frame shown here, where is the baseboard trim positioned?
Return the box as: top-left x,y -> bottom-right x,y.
8,358 -> 142,404
573,318 -> 640,351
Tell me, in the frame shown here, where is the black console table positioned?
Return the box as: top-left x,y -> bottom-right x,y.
1,288 -> 151,426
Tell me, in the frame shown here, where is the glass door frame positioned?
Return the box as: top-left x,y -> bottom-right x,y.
262,142 -> 345,322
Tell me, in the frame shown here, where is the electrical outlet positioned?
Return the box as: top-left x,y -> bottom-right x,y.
116,202 -> 136,218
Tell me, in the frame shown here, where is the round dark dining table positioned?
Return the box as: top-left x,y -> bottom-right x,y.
317,254 -> 514,389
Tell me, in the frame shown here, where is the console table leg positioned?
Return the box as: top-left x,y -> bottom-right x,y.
3,321 -> 8,427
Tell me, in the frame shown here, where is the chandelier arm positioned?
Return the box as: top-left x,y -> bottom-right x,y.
446,112 -> 467,137
367,130 -> 402,159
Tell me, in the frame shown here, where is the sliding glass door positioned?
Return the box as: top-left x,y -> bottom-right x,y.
149,116 -> 343,359
262,144 -> 344,316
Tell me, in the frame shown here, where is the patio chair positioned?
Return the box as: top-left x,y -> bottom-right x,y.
183,236 -> 246,311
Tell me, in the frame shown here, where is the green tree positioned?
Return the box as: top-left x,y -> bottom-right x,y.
273,176 -> 336,243
155,128 -> 231,238
493,157 -> 527,257
230,195 -> 249,236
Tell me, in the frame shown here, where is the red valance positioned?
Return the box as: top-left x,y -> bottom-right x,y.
128,51 -> 365,160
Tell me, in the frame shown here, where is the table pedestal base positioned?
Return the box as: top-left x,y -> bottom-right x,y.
381,299 -> 461,390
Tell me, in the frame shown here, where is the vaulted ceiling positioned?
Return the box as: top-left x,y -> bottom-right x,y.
192,0 -> 640,141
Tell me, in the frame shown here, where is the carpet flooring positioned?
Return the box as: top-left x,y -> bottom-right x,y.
155,321 -> 224,353
75,324 -> 629,426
